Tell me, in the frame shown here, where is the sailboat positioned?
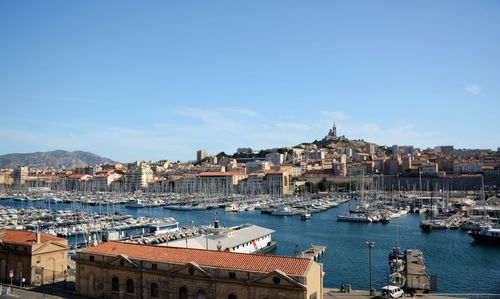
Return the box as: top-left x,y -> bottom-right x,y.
337,171 -> 372,223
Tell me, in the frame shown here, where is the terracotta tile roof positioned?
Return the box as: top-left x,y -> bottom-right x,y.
199,172 -> 247,177
0,229 -> 65,246
67,174 -> 90,179
84,242 -> 311,276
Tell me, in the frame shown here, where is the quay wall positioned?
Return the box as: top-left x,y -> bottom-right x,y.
380,175 -> 500,191
301,175 -> 500,191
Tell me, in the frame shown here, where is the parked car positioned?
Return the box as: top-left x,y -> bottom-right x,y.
381,286 -> 404,298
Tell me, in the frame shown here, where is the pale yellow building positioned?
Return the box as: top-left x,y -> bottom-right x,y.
0,230 -> 68,284
76,241 -> 323,299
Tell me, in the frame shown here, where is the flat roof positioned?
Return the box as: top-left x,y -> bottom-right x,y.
166,224 -> 274,250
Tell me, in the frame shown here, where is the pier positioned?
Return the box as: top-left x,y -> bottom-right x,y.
300,244 -> 327,260
405,249 -> 431,293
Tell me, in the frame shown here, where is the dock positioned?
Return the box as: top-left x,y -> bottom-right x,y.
300,244 -> 326,260
405,249 -> 431,292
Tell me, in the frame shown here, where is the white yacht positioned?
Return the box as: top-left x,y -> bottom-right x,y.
271,205 -> 295,216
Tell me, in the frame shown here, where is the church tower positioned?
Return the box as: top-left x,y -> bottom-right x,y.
326,122 -> 338,141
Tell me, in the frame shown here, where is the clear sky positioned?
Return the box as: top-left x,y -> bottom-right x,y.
1,1 -> 499,162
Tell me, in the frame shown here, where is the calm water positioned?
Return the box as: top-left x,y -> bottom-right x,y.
2,199 -> 499,294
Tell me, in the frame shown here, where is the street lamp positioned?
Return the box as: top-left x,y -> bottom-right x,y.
366,241 -> 375,296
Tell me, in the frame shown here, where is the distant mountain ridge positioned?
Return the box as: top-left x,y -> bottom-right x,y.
0,150 -> 116,169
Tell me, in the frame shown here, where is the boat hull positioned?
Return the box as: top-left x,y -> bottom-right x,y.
253,241 -> 277,254
468,230 -> 500,244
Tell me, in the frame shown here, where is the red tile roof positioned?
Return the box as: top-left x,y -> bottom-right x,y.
67,174 -> 90,179
0,229 -> 65,246
84,242 -> 311,276
199,172 -> 247,177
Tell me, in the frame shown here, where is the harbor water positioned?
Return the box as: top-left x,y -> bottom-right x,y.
1,199 -> 499,294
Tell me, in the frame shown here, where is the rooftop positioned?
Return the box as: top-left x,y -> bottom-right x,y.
199,172 -> 247,177
165,224 -> 275,251
83,241 -> 311,276
0,229 -> 65,246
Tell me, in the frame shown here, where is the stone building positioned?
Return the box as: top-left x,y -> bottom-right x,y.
0,230 -> 68,285
265,171 -> 290,195
76,241 -> 323,299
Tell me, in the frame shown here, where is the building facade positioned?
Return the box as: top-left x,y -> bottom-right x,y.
265,171 -> 290,195
124,164 -> 154,192
76,241 -> 323,299
0,230 -> 68,285
13,166 -> 29,186
197,150 -> 208,162
197,172 -> 248,194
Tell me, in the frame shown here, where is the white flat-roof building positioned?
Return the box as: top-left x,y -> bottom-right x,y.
164,224 -> 275,254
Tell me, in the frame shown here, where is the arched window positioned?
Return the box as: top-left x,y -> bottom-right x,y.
197,289 -> 206,299
150,283 -> 159,298
179,286 -> 188,299
228,294 -> 237,299
111,276 -> 119,292
126,279 -> 134,294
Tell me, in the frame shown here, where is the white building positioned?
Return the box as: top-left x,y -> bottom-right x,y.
92,172 -> 122,191
124,163 -> 154,191
163,224 -> 274,254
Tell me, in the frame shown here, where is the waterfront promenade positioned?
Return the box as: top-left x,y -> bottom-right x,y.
0,285 -> 476,299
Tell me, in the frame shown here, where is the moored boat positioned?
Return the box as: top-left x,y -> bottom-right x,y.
468,226 -> 500,244
301,211 -> 312,220
271,205 -> 295,216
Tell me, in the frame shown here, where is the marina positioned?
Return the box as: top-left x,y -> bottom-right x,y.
0,193 -> 499,294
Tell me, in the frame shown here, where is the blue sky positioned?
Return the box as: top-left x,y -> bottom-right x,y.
1,1 -> 499,162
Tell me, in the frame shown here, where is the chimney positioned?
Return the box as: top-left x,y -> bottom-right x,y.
35,229 -> 41,244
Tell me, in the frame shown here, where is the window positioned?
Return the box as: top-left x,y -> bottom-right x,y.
188,267 -> 195,275
111,276 -> 119,292
126,279 -> 134,294
150,283 -> 159,298
89,255 -> 94,262
228,272 -> 236,279
310,292 -> 317,299
151,263 -> 158,271
228,294 -> 237,299
272,276 -> 281,285
119,260 -> 125,266
179,286 -> 188,299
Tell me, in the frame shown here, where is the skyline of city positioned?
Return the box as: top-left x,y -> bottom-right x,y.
1,2 -> 500,298
1,1 -> 499,162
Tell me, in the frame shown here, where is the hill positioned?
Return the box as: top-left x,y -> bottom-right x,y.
0,150 -> 116,169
